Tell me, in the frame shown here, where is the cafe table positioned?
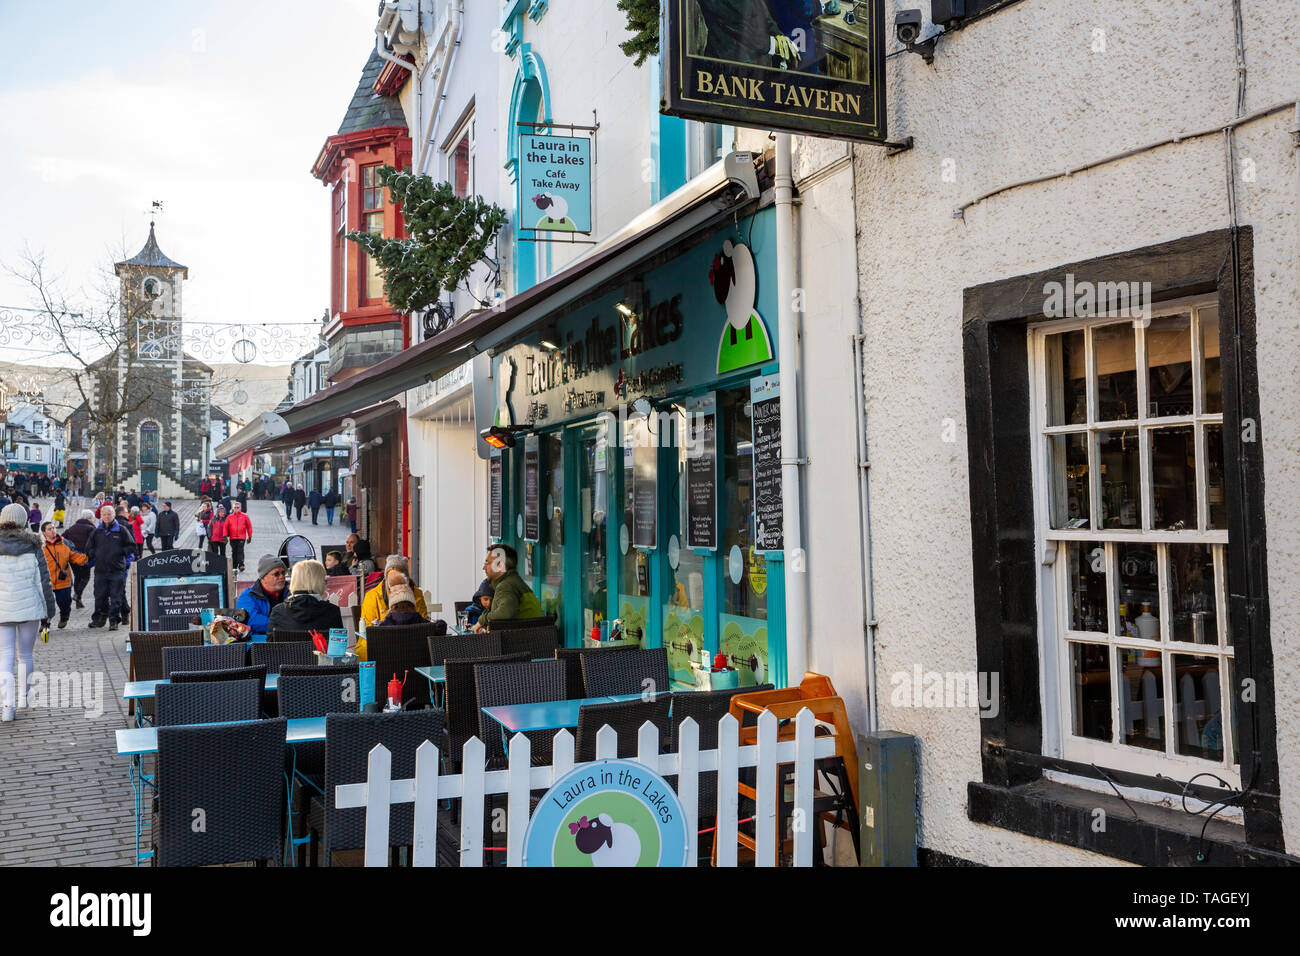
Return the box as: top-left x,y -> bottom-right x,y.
115,716 -> 326,866
480,692 -> 662,754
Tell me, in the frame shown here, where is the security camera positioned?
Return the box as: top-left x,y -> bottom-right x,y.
722,151 -> 759,204
895,10 -> 923,45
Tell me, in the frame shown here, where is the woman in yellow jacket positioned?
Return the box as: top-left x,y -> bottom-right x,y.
359,566 -> 428,626
41,521 -> 88,629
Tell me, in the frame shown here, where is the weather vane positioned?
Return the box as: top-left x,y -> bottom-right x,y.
149,199 -> 164,224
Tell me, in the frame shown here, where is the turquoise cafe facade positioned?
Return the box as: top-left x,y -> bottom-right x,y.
482,207 -> 786,690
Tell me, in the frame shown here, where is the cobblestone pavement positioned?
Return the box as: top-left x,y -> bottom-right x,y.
0,498 -> 347,867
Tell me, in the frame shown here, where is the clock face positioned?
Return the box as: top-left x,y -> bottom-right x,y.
143,276 -> 163,299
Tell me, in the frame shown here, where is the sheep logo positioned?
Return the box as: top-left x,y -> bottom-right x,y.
531,192 -> 577,232
710,239 -> 773,374
569,813 -> 643,867
522,758 -> 689,866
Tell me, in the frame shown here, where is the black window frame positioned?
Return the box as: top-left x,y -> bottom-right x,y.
961,227 -> 1286,863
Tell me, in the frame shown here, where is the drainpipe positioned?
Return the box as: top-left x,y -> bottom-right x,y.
374,27 -> 420,168
775,132 -> 806,686
418,1 -> 463,176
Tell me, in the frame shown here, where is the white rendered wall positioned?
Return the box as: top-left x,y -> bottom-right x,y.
848,0 -> 1298,864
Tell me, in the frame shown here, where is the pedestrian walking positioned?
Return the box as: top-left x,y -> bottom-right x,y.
27,501 -> 42,532
208,504 -> 229,558
62,509 -> 97,609
224,500 -> 253,572
141,502 -> 157,553
280,481 -> 293,520
307,486 -> 322,524
322,486 -> 339,525
87,503 -> 135,632
346,496 -> 358,534
128,506 -> 145,559
155,501 -> 180,550
293,485 -> 306,521
0,503 -> 57,721
53,490 -> 67,527
41,521 -> 86,629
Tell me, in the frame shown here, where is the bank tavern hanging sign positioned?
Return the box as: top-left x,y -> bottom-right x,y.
660,0 -> 887,143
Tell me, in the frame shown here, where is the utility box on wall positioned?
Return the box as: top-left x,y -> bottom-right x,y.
858,731 -> 919,866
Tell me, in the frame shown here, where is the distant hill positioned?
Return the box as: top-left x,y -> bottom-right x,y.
0,360 -> 291,426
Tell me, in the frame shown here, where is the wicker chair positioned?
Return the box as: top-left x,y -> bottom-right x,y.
580,647 -> 671,697
555,645 -> 637,699
666,685 -> 773,826
155,613 -> 198,632
474,660 -> 567,766
575,697 -> 672,763
162,643 -> 247,679
498,625 -> 560,661
365,624 -> 436,710
155,718 -> 286,866
155,678 -> 262,727
250,641 -> 316,673
171,664 -> 267,686
280,672 -> 363,853
427,633 -> 502,665
443,652 -> 530,768
308,710 -> 444,867
265,628 -> 314,644
488,614 -> 557,631
280,663 -> 360,679
128,629 -> 203,721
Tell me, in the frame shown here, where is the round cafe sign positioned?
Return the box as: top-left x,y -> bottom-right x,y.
523,758 -> 689,867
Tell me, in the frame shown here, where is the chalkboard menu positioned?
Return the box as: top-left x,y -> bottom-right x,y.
685,394 -> 717,550
135,549 -> 229,632
523,436 -> 540,542
633,441 -> 657,549
751,375 -> 783,552
489,454 -> 503,539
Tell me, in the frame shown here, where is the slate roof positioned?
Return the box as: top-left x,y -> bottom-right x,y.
338,49 -> 407,134
115,223 -> 188,274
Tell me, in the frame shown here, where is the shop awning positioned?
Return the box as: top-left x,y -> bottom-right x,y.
214,411 -> 292,460
229,448 -> 255,474
278,157 -> 763,433
258,399 -> 401,453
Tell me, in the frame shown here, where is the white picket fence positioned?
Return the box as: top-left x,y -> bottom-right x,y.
335,707 -> 836,866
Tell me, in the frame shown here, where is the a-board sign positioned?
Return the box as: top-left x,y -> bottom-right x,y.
489,454 -> 503,539
280,535 -> 316,567
524,435 -> 540,542
135,549 -> 229,632
751,374 -> 783,552
685,394 -> 717,550
523,758 -> 689,866
633,442 -> 657,549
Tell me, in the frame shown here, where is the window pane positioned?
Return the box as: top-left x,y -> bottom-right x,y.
1150,425 -> 1195,530
1172,654 -> 1223,761
1168,544 -> 1217,645
1070,643 -> 1112,742
1048,433 -> 1090,528
453,136 -> 471,198
1116,543 -> 1159,639
1119,647 -> 1164,750
1146,312 -> 1192,417
366,211 -> 383,235
1046,330 -> 1086,426
1200,305 -> 1221,414
1094,323 -> 1137,421
1097,429 -> 1140,528
539,434 -> 565,619
1205,424 -> 1226,529
720,388 -> 763,620
363,166 -> 376,187
1066,541 -> 1108,632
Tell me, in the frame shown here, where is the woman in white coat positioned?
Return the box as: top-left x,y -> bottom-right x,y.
0,502 -> 57,721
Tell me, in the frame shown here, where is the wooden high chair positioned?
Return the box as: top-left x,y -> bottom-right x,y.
714,672 -> 861,866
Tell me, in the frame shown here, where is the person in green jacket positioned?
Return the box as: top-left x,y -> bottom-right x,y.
473,544 -> 542,631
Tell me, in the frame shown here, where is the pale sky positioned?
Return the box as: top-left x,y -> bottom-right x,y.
0,0 -> 384,366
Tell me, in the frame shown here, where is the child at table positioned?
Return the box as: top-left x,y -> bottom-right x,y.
465,578 -> 493,628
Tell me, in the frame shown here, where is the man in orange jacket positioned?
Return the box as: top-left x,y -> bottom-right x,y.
41,521 -> 88,628
224,500 -> 253,573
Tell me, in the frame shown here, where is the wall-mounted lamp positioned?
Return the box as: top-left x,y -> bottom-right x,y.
539,326 -> 560,350
480,425 -> 524,449
615,302 -> 635,318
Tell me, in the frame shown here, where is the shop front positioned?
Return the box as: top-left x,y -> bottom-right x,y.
481,207 -> 785,689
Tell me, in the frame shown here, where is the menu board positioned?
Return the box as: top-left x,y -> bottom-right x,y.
142,575 -> 226,631
685,394 -> 717,550
523,435 -> 540,542
489,454 -> 503,539
751,375 -> 783,552
136,549 -> 229,631
633,442 -> 657,549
